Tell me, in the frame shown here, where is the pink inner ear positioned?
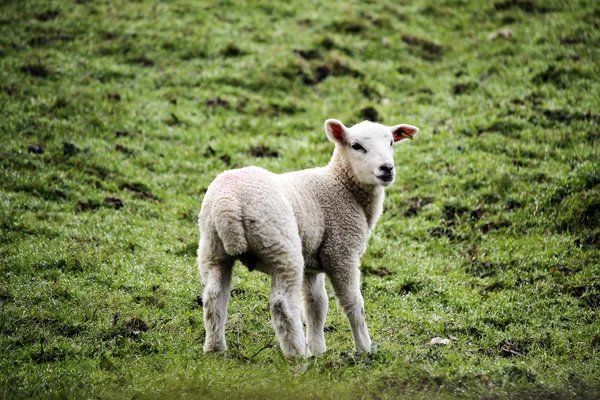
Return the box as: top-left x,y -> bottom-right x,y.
392,125 -> 418,142
400,125 -> 418,135
330,122 -> 345,142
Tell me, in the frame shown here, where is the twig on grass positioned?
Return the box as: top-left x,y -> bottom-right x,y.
250,334 -> 276,360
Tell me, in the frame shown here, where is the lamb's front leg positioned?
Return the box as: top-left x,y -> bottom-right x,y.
302,272 -> 328,355
329,267 -> 371,353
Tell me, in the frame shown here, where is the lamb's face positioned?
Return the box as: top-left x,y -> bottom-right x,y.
325,119 -> 419,187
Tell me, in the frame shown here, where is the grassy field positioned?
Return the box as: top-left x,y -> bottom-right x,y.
1,0 -> 599,398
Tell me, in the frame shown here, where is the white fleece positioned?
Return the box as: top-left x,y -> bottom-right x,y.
198,119 -> 419,358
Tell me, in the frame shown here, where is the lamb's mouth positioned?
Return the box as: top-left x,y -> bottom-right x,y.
378,174 -> 394,183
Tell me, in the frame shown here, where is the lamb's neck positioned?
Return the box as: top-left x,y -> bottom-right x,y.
327,149 -> 384,230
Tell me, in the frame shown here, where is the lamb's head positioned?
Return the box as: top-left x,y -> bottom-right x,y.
325,119 -> 419,187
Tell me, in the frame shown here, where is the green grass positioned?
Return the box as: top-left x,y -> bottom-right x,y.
1,0 -> 599,398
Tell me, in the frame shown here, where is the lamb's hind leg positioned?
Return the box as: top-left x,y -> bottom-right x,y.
303,272 -> 327,355
198,234 -> 233,353
269,257 -> 306,359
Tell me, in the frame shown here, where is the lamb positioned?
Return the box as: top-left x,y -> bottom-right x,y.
197,118 -> 419,358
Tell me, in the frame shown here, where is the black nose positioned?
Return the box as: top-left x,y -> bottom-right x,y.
379,164 -> 394,174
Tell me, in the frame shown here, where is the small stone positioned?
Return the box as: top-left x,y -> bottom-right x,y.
426,337 -> 451,346
488,28 -> 513,40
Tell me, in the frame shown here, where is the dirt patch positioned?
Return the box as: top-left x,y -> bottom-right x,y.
330,60 -> 362,78
103,197 -> 123,210
533,65 -> 589,88
568,284 -> 600,309
557,192 -> 600,232
36,9 -> 60,21
401,34 -> 443,61
176,242 -> 199,257
205,97 -> 230,108
293,48 -> 321,61
504,198 -> 523,210
202,145 -> 217,158
92,70 -> 135,83
126,55 -> 155,67
115,144 -> 134,155
359,106 -> 379,122
28,32 -> 74,47
467,260 -> 503,278
360,83 -> 381,100
133,294 -> 164,309
222,43 -> 243,57
329,19 -> 367,34
20,63 -> 52,78
560,36 -> 586,45
305,60 -> 361,85
120,182 -> 158,201
219,154 -> 231,165
542,109 -> 600,125
398,279 -> 423,295
397,66 -> 416,76
442,203 -> 469,222
318,36 -> 335,50
361,265 -> 393,278
428,226 -> 459,240
114,130 -> 141,138
163,112 -> 187,127
75,200 -> 100,213
586,131 -> 600,143
481,281 -> 506,294
34,345 -> 67,364
63,142 -> 81,157
580,232 -> 600,247
470,207 -> 485,221
549,265 -> 574,275
404,197 -> 433,217
498,338 -> 530,357
33,259 -> 82,271
192,295 -> 203,310
267,102 -> 303,116
483,316 -> 512,330
453,82 -> 478,95
106,92 -> 121,101
494,0 -> 551,13
593,335 -> 600,350
28,145 -> 44,154
416,87 -> 434,95
124,318 -> 149,337
482,120 -> 523,135
248,145 -> 279,158
480,221 -> 511,233
312,65 -> 330,83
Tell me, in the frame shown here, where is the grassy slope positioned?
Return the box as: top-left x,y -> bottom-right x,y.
1,0 -> 599,398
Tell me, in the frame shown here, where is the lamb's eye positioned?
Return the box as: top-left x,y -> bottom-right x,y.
351,143 -> 366,153
390,141 -> 393,147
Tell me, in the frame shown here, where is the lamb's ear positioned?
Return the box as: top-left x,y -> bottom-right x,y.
390,124 -> 419,143
325,119 -> 348,144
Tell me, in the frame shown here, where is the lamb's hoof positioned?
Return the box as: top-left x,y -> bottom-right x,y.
203,344 -> 227,355
289,357 -> 309,375
307,344 -> 326,357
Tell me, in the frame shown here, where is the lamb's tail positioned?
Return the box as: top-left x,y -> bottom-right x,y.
212,197 -> 248,256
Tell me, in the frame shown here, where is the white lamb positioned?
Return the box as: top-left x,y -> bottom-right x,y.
197,118 -> 419,358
